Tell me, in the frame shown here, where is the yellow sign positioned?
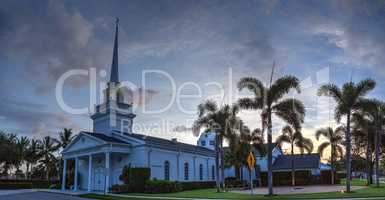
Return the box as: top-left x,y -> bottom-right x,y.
246,151 -> 255,170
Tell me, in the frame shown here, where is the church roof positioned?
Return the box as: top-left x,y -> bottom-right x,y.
83,131 -> 129,144
272,153 -> 320,171
127,133 -> 216,156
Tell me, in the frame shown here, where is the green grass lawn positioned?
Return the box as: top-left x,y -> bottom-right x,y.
80,178 -> 385,200
81,185 -> 385,200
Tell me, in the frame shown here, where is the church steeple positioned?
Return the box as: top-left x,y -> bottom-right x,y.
110,18 -> 119,83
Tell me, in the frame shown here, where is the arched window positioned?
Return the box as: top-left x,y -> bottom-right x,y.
211,165 -> 215,180
199,164 -> 203,180
184,162 -> 189,180
164,161 -> 170,180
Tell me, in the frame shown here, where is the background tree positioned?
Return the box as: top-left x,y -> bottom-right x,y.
58,128 -> 74,150
15,136 -> 30,177
318,78 -> 376,192
276,125 -> 313,186
316,126 -> 345,184
238,75 -> 305,195
39,136 -> 59,181
25,139 -> 42,179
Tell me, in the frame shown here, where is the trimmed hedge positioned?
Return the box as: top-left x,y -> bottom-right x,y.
180,181 -> 216,190
0,180 -> 59,189
0,182 -> 32,189
225,177 -> 247,188
111,180 -> 215,194
144,180 -> 182,193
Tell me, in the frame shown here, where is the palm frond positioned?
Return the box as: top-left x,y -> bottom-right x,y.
317,142 -> 330,157
237,77 -> 265,97
268,75 -> 300,104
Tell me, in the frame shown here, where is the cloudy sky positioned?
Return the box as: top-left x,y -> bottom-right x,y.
1,0 -> 385,156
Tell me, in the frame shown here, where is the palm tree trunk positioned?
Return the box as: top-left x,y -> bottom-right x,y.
375,127 -> 380,187
331,146 -> 335,185
26,163 -> 30,179
346,112 -> 352,193
291,143 -> 295,186
366,143 -> 372,185
267,111 -> 274,195
215,134 -> 220,192
220,140 -> 226,190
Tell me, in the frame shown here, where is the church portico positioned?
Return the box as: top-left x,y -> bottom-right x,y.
62,149 -> 131,192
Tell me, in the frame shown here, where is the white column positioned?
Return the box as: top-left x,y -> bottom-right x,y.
61,159 -> 67,191
74,157 -> 78,191
105,152 -> 110,193
88,155 -> 93,192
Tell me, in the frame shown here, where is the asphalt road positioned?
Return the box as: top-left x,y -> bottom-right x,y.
0,192 -> 95,200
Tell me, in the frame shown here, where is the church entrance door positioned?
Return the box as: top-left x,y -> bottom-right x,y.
93,167 -> 105,191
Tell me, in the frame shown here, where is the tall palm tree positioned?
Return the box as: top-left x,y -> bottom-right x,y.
318,78 -> 376,192
238,75 -> 305,195
58,128 -> 74,150
315,126 -> 345,184
39,136 -> 59,181
193,100 -> 241,192
352,99 -> 385,187
276,125 -> 313,186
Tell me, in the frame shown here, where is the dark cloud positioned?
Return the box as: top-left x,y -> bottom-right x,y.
0,0 -> 111,93
0,97 -> 81,137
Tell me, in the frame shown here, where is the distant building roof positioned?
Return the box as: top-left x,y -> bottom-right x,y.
126,133 -> 216,157
272,154 -> 320,171
83,131 -> 128,144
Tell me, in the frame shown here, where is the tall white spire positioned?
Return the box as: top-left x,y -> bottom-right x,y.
110,18 -> 119,83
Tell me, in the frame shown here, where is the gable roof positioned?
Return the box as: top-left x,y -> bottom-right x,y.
272,154 -> 320,171
82,131 -> 129,144
126,133 -> 215,156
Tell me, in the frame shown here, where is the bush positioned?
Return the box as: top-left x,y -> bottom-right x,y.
0,179 -> 59,189
144,180 -> 182,193
225,177 -> 247,188
110,184 -> 137,193
180,181 -> 216,191
0,182 -> 32,189
113,167 -> 151,193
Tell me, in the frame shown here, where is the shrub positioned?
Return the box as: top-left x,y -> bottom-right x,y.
180,181 -> 216,191
0,182 -> 32,189
113,167 -> 151,193
225,177 -> 247,188
110,184 -> 137,193
144,180 -> 182,193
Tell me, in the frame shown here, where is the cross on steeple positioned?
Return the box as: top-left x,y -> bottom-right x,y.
110,17 -> 119,83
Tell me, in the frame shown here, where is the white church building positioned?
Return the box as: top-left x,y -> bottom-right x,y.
61,20 -> 216,192
61,20 -> 324,193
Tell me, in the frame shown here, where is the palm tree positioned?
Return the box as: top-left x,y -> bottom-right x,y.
238,75 -> 305,195
315,126 -> 345,184
276,125 -> 313,186
25,139 -> 42,179
352,99 -> 385,187
0,132 -> 18,175
15,136 -> 30,177
58,128 -> 74,150
193,100 -> 241,192
39,136 -> 59,181
318,78 -> 376,192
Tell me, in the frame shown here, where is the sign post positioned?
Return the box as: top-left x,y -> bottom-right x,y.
246,151 -> 256,195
